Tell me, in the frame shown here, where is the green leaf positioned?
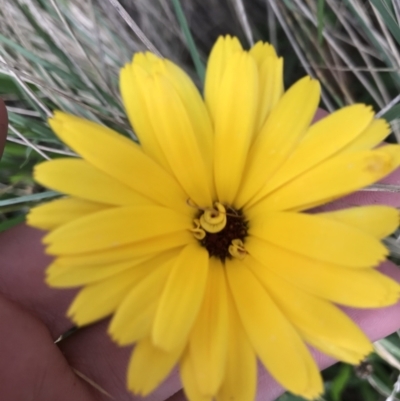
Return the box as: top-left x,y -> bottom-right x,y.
330,364 -> 352,401
0,73 -> 20,94
370,0 -> 400,45
381,104 -> 400,122
0,214 -> 26,233
172,0 -> 205,83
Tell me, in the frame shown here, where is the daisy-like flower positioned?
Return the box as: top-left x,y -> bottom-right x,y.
28,36 -> 400,400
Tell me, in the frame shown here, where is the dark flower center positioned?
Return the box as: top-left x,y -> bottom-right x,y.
192,204 -> 248,262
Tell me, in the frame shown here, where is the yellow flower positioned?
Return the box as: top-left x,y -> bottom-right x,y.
28,35 -> 400,400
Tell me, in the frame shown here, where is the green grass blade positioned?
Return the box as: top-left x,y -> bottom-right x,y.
171,0 -> 205,83
370,0 -> 400,45
381,104 -> 400,122
0,191 -> 59,207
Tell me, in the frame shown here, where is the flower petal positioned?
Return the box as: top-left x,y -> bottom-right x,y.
226,259 -> 323,398
52,231 -> 193,266
214,51 -> 258,204
249,41 -> 284,131
254,56 -> 284,132
320,206 -> 399,239
141,74 -> 213,206
163,59 -> 214,165
253,145 -> 400,212
246,236 -> 400,307
67,267 -> 149,325
204,35 -> 242,123
27,197 -> 108,230
34,158 -> 151,206
46,255 -> 151,287
127,337 -> 184,396
249,41 -> 278,65
109,249 -> 179,345
216,293 -> 256,401
152,244 -> 209,351
189,258 -> 228,395
339,118 -> 390,153
181,349 -> 213,401
120,61 -> 169,168
43,205 -> 191,255
248,211 -> 388,267
236,76 -> 320,208
259,105 -> 375,196
247,258 -> 373,364
49,112 -> 189,213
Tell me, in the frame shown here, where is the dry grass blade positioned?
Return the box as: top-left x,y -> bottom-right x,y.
268,0 -> 335,110
230,0 -> 254,45
106,0 -> 162,56
73,368 -> 115,400
8,124 -> 50,160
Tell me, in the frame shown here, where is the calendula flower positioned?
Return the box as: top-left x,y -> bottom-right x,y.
28,35 -> 400,400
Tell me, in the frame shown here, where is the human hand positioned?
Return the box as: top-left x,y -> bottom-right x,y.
1,105 -> 400,401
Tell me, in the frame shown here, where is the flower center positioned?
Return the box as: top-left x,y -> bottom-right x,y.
190,202 -> 249,261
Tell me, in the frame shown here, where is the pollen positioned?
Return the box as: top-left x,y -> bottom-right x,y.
192,203 -> 249,261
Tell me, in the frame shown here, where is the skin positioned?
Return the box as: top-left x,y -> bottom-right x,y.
0,104 -> 400,401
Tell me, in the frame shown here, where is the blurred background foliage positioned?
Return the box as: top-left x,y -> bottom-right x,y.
0,0 -> 400,399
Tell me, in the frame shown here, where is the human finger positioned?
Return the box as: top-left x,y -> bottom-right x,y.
0,224 -> 77,339
0,292 -> 97,401
58,320 -> 182,401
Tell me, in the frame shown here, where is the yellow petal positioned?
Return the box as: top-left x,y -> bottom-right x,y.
249,40 -> 278,65
247,236 -> 400,307
259,105 -> 375,197
132,51 -> 160,70
126,56 -> 215,185
340,118 -> 390,153
109,249 -> 179,345
216,293 -> 256,401
249,211 -> 388,267
249,40 -> 284,132
204,35 -> 242,123
34,158 -> 151,206
254,56 -> 284,132
67,267 -> 148,326
163,59 -> 214,166
120,62 -> 169,168
27,197 -> 108,230
214,51 -> 258,204
48,112 -> 189,213
141,74 -> 213,207
127,337 -> 184,396
320,206 -> 399,239
226,259 -> 323,398
248,259 -> 373,364
52,231 -> 194,266
46,255 -> 151,287
254,145 -> 400,212
181,349 -> 213,401
152,244 -> 209,351
236,76 -> 320,208
189,258 -> 228,395
43,205 -> 191,255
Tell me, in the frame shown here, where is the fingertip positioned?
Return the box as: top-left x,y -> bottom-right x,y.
312,108 -> 329,124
